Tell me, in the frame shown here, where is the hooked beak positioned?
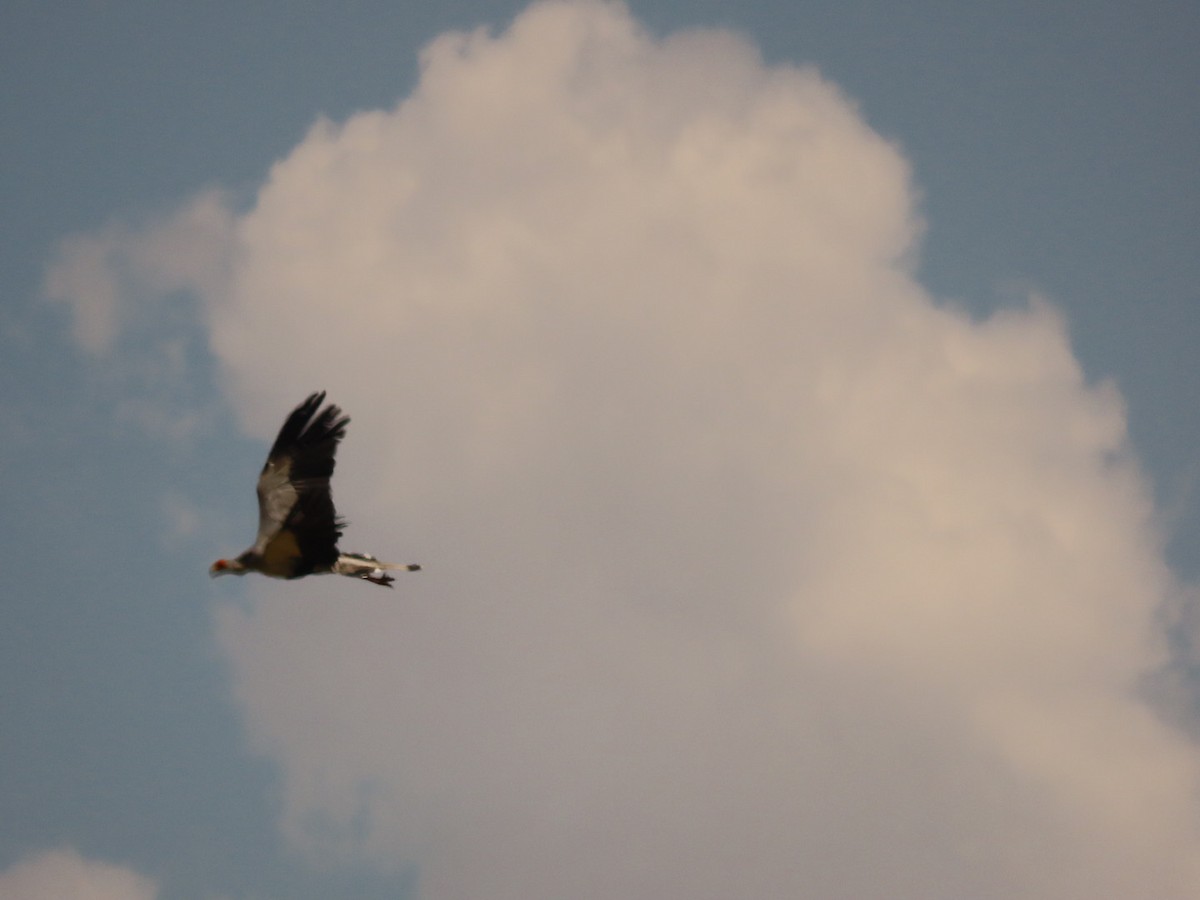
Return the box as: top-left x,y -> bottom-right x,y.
210,560 -> 230,578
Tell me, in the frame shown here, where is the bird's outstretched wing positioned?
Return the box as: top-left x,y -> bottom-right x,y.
253,391 -> 348,577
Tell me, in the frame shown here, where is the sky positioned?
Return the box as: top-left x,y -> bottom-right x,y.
1,1 -> 1198,898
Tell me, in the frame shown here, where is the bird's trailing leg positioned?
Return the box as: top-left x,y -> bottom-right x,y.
334,552 -> 421,588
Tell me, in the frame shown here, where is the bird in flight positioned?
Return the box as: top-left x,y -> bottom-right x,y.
210,392 -> 420,588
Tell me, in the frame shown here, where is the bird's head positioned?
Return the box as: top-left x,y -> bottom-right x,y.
209,558 -> 247,578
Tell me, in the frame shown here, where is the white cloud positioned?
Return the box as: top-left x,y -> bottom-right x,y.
0,849 -> 158,900
50,1 -> 1200,898
42,195 -> 231,445
43,190 -> 233,355
42,230 -> 123,354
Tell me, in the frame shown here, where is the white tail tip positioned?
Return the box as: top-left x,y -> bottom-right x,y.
334,553 -> 422,586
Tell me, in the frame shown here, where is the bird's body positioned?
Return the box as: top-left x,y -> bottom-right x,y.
210,392 -> 420,587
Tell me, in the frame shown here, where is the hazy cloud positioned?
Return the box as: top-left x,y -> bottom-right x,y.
49,1 -> 1200,898
160,490 -> 203,544
43,191 -> 234,356
0,849 -> 158,900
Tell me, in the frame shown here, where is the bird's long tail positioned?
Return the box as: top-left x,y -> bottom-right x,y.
334,552 -> 421,588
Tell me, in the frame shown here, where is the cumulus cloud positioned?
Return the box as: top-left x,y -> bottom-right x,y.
0,849 -> 158,900
48,1 -> 1200,898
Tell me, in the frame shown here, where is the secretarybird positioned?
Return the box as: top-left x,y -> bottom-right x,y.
209,392 -> 420,588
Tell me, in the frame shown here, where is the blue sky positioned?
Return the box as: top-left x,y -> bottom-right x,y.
1,2 -> 1197,898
